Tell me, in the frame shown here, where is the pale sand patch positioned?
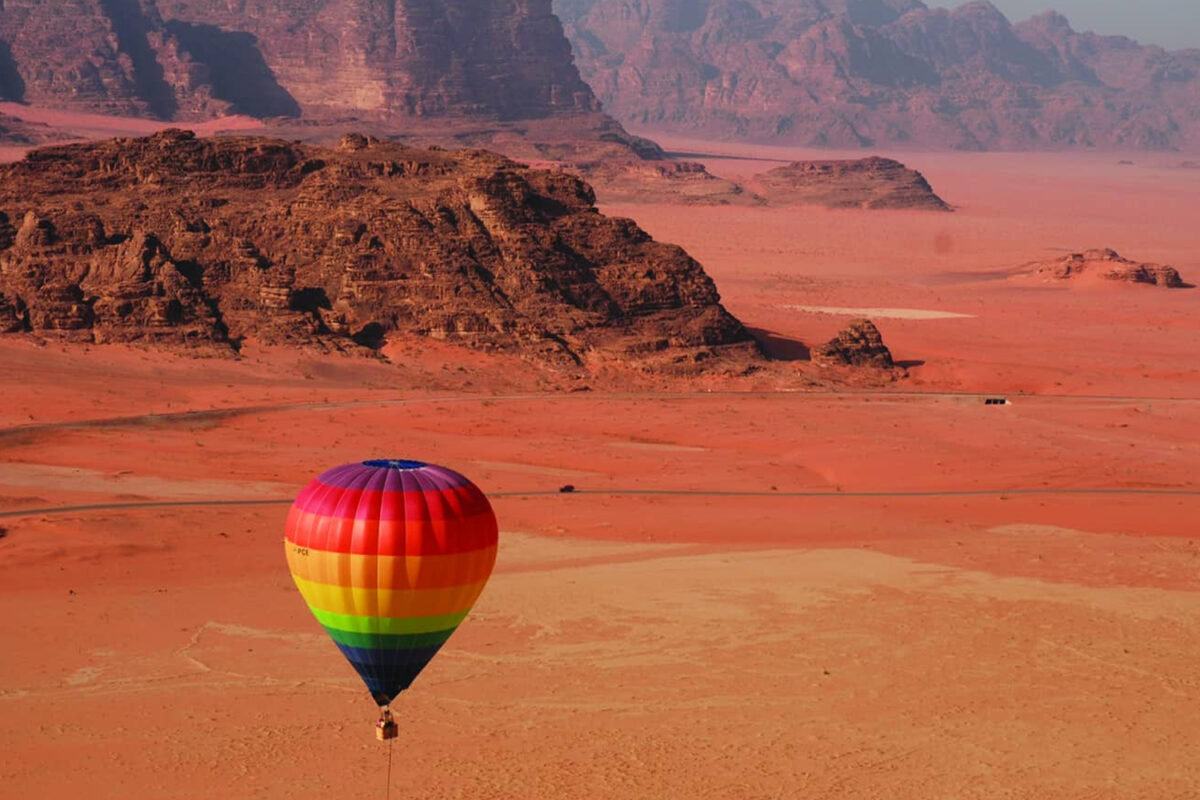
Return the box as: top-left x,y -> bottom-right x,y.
471,459 -> 598,478
987,524 -> 1094,537
496,530 -> 692,572
783,304 -> 975,319
0,102 -> 264,137
608,441 -> 708,453
0,462 -> 296,499
480,539 -> 1200,635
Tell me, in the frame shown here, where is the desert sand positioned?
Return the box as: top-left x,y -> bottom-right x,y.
1,137 -> 1199,799
0,102 -> 266,139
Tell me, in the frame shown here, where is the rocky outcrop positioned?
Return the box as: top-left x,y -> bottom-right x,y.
0,115 -> 22,145
750,157 -> 950,210
0,0 -> 600,123
0,112 -> 74,148
558,0 -> 1200,151
0,131 -> 756,369
811,319 -> 894,368
1024,249 -> 1187,287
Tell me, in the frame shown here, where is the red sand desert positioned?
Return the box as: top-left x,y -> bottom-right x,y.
1,139 -> 1199,799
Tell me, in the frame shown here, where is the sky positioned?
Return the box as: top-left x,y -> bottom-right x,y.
925,0 -> 1200,51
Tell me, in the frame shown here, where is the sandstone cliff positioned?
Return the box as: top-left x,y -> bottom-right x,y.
0,0 -> 230,120
0,0 -> 600,122
559,0 -> 1200,151
0,131 -> 756,369
152,0 -> 599,120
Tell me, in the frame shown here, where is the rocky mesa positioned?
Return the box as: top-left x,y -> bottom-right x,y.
558,0 -> 1200,151
750,157 -> 951,210
0,131 -> 757,369
1021,249 -> 1188,287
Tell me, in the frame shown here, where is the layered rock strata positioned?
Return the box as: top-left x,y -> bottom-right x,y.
0,0 -> 601,123
750,157 -> 950,210
0,131 -> 756,369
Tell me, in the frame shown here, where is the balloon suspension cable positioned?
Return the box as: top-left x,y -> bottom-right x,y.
385,735 -> 394,800
380,705 -> 395,800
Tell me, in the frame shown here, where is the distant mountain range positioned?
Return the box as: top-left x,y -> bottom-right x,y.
556,0 -> 1200,150
2,0 -> 1197,153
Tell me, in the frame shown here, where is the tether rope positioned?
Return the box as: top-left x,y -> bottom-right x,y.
385,730 -> 394,800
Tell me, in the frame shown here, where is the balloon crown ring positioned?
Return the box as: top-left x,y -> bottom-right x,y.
362,459 -> 428,470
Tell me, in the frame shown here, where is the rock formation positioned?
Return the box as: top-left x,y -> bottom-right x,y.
0,113 -> 68,147
558,0 -> 1200,151
1024,249 -> 1187,288
750,157 -> 950,210
811,319 -> 895,368
0,131 -> 757,369
578,158 -> 753,205
0,0 -> 600,123
0,114 -> 23,145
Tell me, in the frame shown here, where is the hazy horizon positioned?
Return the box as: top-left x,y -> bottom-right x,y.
926,0 -> 1200,51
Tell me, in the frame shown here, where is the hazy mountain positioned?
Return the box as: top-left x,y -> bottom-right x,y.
557,0 -> 1200,150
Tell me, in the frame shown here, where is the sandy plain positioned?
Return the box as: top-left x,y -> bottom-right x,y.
1,127 -> 1199,799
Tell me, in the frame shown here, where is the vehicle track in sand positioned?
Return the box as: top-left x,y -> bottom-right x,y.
1,388 -> 1197,444
2,485 -> 1198,521
1,389 -> 1196,520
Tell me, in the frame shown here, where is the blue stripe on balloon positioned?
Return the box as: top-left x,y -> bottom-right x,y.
334,642 -> 446,703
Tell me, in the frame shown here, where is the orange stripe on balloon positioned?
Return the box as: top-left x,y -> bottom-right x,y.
290,574 -> 490,618
285,542 -> 498,591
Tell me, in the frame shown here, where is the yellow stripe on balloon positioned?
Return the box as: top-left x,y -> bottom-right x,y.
290,574 -> 489,618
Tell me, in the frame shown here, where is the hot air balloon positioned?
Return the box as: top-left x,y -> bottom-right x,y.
284,459 -> 498,738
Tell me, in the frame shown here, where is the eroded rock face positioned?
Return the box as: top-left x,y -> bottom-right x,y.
0,131 -> 756,368
0,0 -> 599,123
157,0 -> 600,120
811,319 -> 894,368
750,157 -> 950,210
559,0 -> 1200,151
1026,249 -> 1187,287
0,0 -> 229,120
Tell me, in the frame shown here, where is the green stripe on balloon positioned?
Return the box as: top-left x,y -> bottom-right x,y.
310,606 -> 470,635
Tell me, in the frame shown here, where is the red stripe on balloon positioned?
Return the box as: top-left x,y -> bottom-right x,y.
291,481 -> 494,522
285,506 -> 498,556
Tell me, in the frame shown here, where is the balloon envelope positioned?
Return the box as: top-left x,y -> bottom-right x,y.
285,459 -> 498,705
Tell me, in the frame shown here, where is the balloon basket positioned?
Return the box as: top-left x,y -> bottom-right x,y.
376,709 -> 398,741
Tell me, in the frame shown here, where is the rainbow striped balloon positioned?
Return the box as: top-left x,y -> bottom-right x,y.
285,459 -> 498,706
